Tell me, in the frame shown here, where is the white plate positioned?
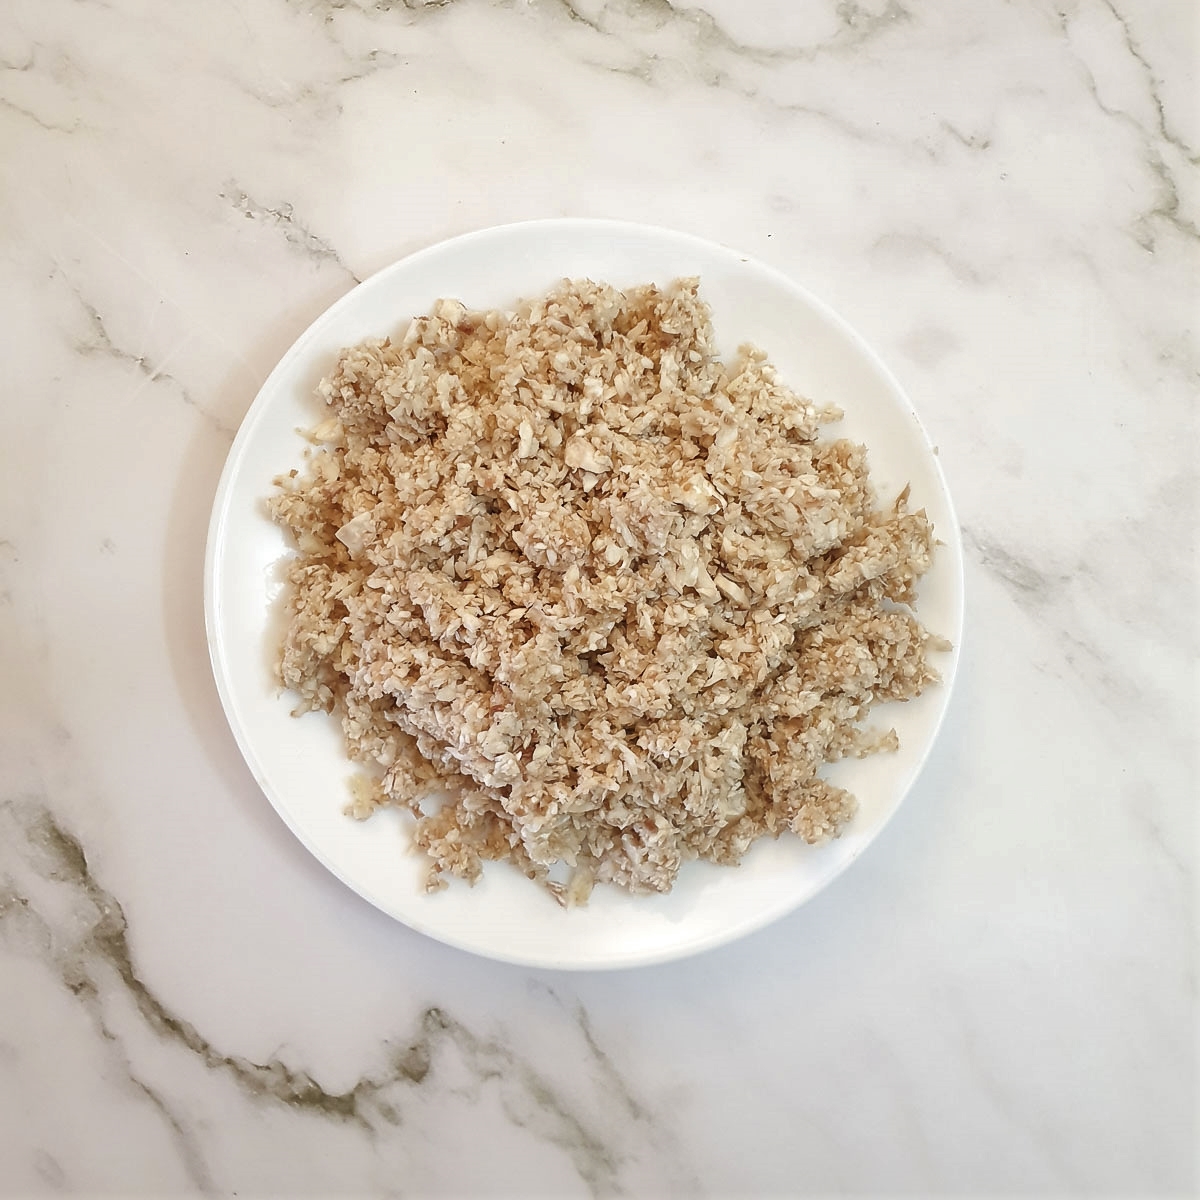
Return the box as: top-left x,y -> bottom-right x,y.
205,219 -> 963,970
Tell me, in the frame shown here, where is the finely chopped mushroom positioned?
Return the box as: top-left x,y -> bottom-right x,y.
269,278 -> 945,904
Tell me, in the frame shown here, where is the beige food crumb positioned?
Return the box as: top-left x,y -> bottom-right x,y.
269,278 -> 944,902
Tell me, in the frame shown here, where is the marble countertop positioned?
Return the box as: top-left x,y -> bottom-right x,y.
1,1 -> 1196,1196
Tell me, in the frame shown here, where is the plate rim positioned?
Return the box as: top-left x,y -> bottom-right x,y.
203,217 -> 965,969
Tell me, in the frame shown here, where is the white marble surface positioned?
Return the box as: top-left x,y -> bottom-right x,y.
0,0 -> 1196,1195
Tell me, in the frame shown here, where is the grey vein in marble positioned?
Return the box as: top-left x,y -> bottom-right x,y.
1055,1 -> 1198,249
61,274 -> 236,440
0,538 -> 16,610
2,799 -> 391,1123
521,984 -> 702,1193
961,526 -> 1067,609
0,796 -> 658,1196
0,94 -> 83,135
32,1149 -> 68,1191
937,120 -> 993,155
555,0 -> 911,65
214,43 -> 398,113
962,517 -> 1196,783
572,1004 -> 649,1124
129,1078 -> 216,1196
221,183 -> 361,284
416,1007 -> 625,1195
0,41 -> 92,135
872,231 -> 989,286
295,0 -> 457,18
541,0 -> 933,153
1101,0 -> 1197,159
0,869 -> 213,1193
289,0 -> 934,164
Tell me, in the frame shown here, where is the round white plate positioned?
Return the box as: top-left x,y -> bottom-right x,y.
205,219 -> 963,970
